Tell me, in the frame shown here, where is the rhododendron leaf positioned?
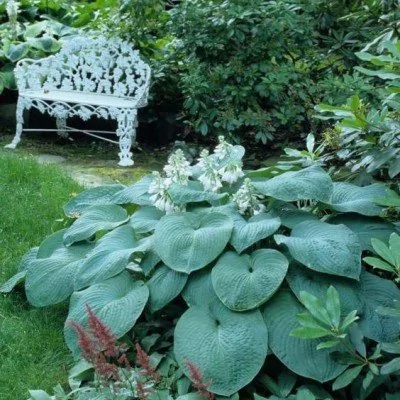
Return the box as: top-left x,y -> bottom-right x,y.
286,264 -> 400,342
212,250 -> 288,311
74,225 -> 141,290
175,302 -> 268,396
286,263 -> 363,315
229,212 -> 281,253
327,214 -> 398,251
65,271 -> 149,356
154,212 -> 233,273
327,183 -> 386,216
252,166 -> 333,202
129,206 -> 164,233
63,184 -> 125,217
26,242 -> 94,307
262,290 -> 346,382
275,220 -> 361,279
63,205 -> 129,246
111,174 -> 153,205
147,264 -> 188,312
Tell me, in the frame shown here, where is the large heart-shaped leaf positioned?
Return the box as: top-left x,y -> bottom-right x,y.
212,250 -> 288,311
229,212 -> 281,253
63,184 -> 125,217
63,205 -> 129,246
275,220 -> 361,279
175,302 -> 268,396
65,271 -> 149,356
358,272 -> 400,342
25,243 -> 94,307
129,206 -> 164,233
111,175 -> 153,205
74,225 -> 142,290
327,183 -> 386,216
182,269 -> 220,307
154,212 -> 233,273
262,290 -> 346,382
252,166 -> 333,202
0,247 -> 39,293
147,264 -> 188,312
327,214 -> 398,251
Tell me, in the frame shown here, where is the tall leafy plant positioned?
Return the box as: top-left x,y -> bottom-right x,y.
316,40 -> 400,179
3,137 -> 400,398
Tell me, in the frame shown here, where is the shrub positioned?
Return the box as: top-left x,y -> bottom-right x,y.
0,0 -> 80,95
316,40 -> 400,179
4,137 -> 400,398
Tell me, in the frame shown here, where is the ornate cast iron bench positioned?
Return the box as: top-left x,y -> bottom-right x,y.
5,36 -> 151,166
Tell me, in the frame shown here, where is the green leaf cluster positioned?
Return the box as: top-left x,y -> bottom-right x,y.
3,147 -> 400,398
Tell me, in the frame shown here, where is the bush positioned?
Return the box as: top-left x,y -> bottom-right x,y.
316,39 -> 400,179
5,138 -> 400,398
0,0 -> 80,95
169,0 -> 317,143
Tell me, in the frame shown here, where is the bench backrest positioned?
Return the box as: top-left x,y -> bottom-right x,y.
16,36 -> 151,105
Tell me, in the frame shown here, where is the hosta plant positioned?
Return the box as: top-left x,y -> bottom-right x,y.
3,137 -> 400,398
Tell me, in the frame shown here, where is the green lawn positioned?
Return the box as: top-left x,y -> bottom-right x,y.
0,152 -> 82,399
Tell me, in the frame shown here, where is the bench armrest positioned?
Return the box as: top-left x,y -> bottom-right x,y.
135,64 -> 152,108
15,56 -> 54,92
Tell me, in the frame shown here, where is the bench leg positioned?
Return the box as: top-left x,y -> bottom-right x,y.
116,112 -> 135,167
56,117 -> 69,139
4,97 -> 25,149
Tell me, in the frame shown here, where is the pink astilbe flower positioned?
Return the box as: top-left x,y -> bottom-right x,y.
86,304 -> 119,357
67,305 -> 132,382
185,360 -> 214,400
136,380 -> 151,400
135,342 -> 161,382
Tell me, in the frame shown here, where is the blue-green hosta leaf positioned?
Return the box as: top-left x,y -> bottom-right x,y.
154,212 -> 233,273
271,202 -> 318,229
212,250 -> 288,311
63,184 -> 125,217
229,212 -> 281,253
0,247 -> 39,293
111,174 -> 153,205
65,271 -> 149,356
182,269 -> 220,307
262,290 -> 346,382
25,243 -> 94,307
175,302 -> 268,396
328,183 -> 386,216
327,214 -> 398,252
63,205 -> 129,246
129,206 -> 164,233
6,43 -> 29,62
168,181 -> 227,205
252,166 -> 333,202
2,229 -> 72,294
74,225 -> 143,290
358,272 -> 400,342
147,264 -> 188,312
275,220 -> 361,280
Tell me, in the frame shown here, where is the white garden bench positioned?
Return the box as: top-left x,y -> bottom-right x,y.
5,36 -> 151,166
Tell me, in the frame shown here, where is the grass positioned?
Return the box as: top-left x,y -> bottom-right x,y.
0,151 -> 83,399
